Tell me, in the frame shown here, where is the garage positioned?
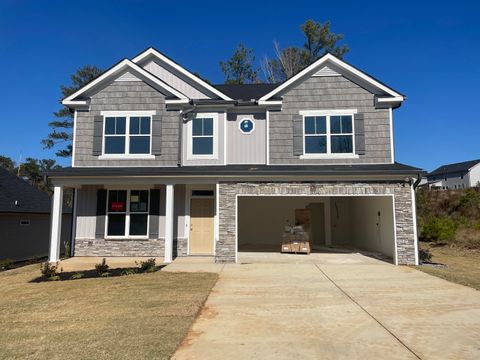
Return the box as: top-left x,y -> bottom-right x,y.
237,195 -> 396,262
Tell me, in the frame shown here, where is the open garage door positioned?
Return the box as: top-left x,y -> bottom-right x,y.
237,195 -> 396,263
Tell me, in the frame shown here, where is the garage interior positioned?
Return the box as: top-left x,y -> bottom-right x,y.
238,196 -> 396,262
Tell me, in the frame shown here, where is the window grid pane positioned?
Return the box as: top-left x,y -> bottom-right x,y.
305,136 -> 327,154
129,136 -> 150,154
331,135 -> 353,153
130,117 -> 140,134
193,137 -> 213,155
140,117 -> 150,134
105,136 -> 126,154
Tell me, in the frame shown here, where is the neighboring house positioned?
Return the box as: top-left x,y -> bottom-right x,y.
426,159 -> 480,190
0,168 -> 70,261
47,47 -> 424,265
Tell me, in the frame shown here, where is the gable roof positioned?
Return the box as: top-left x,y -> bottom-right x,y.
0,168 -> 52,214
213,84 -> 279,101
132,47 -> 233,101
428,159 -> 480,177
259,53 -> 405,103
62,59 -> 188,107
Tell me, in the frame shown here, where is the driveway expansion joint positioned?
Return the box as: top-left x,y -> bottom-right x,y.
314,264 -> 422,360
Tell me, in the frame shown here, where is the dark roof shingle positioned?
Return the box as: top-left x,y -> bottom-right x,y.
429,159 -> 480,177
0,168 -> 52,213
213,84 -> 279,101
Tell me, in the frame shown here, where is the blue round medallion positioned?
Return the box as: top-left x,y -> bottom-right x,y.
239,118 -> 254,134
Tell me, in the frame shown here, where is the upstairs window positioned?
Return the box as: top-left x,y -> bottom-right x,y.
103,114 -> 151,155
192,116 -> 214,155
302,112 -> 354,156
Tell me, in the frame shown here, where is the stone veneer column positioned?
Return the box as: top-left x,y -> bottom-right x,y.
216,182 -> 417,265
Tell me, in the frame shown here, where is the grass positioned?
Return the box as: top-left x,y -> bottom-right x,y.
416,242 -> 480,290
0,264 -> 218,360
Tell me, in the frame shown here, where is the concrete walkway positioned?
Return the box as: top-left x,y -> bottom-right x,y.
169,253 -> 480,360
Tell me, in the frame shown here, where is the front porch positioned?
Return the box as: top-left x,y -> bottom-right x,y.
48,182 -> 219,264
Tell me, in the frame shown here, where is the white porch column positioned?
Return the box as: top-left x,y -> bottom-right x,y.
164,184 -> 175,263
49,185 -> 64,263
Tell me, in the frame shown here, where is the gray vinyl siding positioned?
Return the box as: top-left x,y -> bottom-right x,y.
182,112 -> 226,166
75,186 -> 99,239
269,76 -> 392,164
74,80 -> 179,167
0,213 -> 70,261
142,59 -> 211,99
226,113 -> 266,164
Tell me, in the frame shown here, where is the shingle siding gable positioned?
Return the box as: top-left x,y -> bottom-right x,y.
269,75 -> 392,164
74,80 -> 179,167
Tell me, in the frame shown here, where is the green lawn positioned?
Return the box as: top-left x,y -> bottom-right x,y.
0,264 -> 218,360
416,242 -> 480,291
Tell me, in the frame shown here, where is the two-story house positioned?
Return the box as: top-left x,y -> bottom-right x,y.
426,159 -> 480,189
47,48 -> 423,265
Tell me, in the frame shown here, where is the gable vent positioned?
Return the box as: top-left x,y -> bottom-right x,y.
115,71 -> 141,82
313,66 -> 341,77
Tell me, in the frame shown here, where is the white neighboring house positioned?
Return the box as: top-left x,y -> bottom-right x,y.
426,159 -> 480,189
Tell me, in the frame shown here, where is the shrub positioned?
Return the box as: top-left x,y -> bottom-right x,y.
95,258 -> 109,275
0,259 -> 14,271
70,273 -> 84,280
137,258 -> 157,273
458,188 -> 480,209
40,262 -> 60,279
418,248 -> 432,263
121,268 -> 137,276
420,216 -> 456,243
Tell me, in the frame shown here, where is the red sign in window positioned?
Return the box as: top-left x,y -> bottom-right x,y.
110,202 -> 125,212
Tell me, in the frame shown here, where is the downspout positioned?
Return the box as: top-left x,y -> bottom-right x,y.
413,172 -> 422,189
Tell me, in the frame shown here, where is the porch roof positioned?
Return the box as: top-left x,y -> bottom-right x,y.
46,163 -> 424,180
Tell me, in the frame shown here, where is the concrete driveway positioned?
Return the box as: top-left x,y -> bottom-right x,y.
168,253 -> 480,360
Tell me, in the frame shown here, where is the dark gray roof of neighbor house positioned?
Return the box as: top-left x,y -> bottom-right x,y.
428,159 -> 480,177
0,167 -> 52,214
213,84 -> 280,101
46,163 -> 424,178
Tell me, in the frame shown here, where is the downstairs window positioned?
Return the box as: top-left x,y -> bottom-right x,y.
106,189 -> 149,237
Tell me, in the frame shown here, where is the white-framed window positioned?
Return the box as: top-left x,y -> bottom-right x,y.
187,113 -> 218,159
106,189 -> 149,238
300,110 -> 357,158
101,111 -> 155,158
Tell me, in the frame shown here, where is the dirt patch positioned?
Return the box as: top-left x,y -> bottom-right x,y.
416,242 -> 480,290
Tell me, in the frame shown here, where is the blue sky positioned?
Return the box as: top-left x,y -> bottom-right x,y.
0,0 -> 478,171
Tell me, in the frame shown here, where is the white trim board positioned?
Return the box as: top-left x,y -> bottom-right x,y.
132,47 -> 233,101
259,53 -> 404,102
63,59 -> 188,105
